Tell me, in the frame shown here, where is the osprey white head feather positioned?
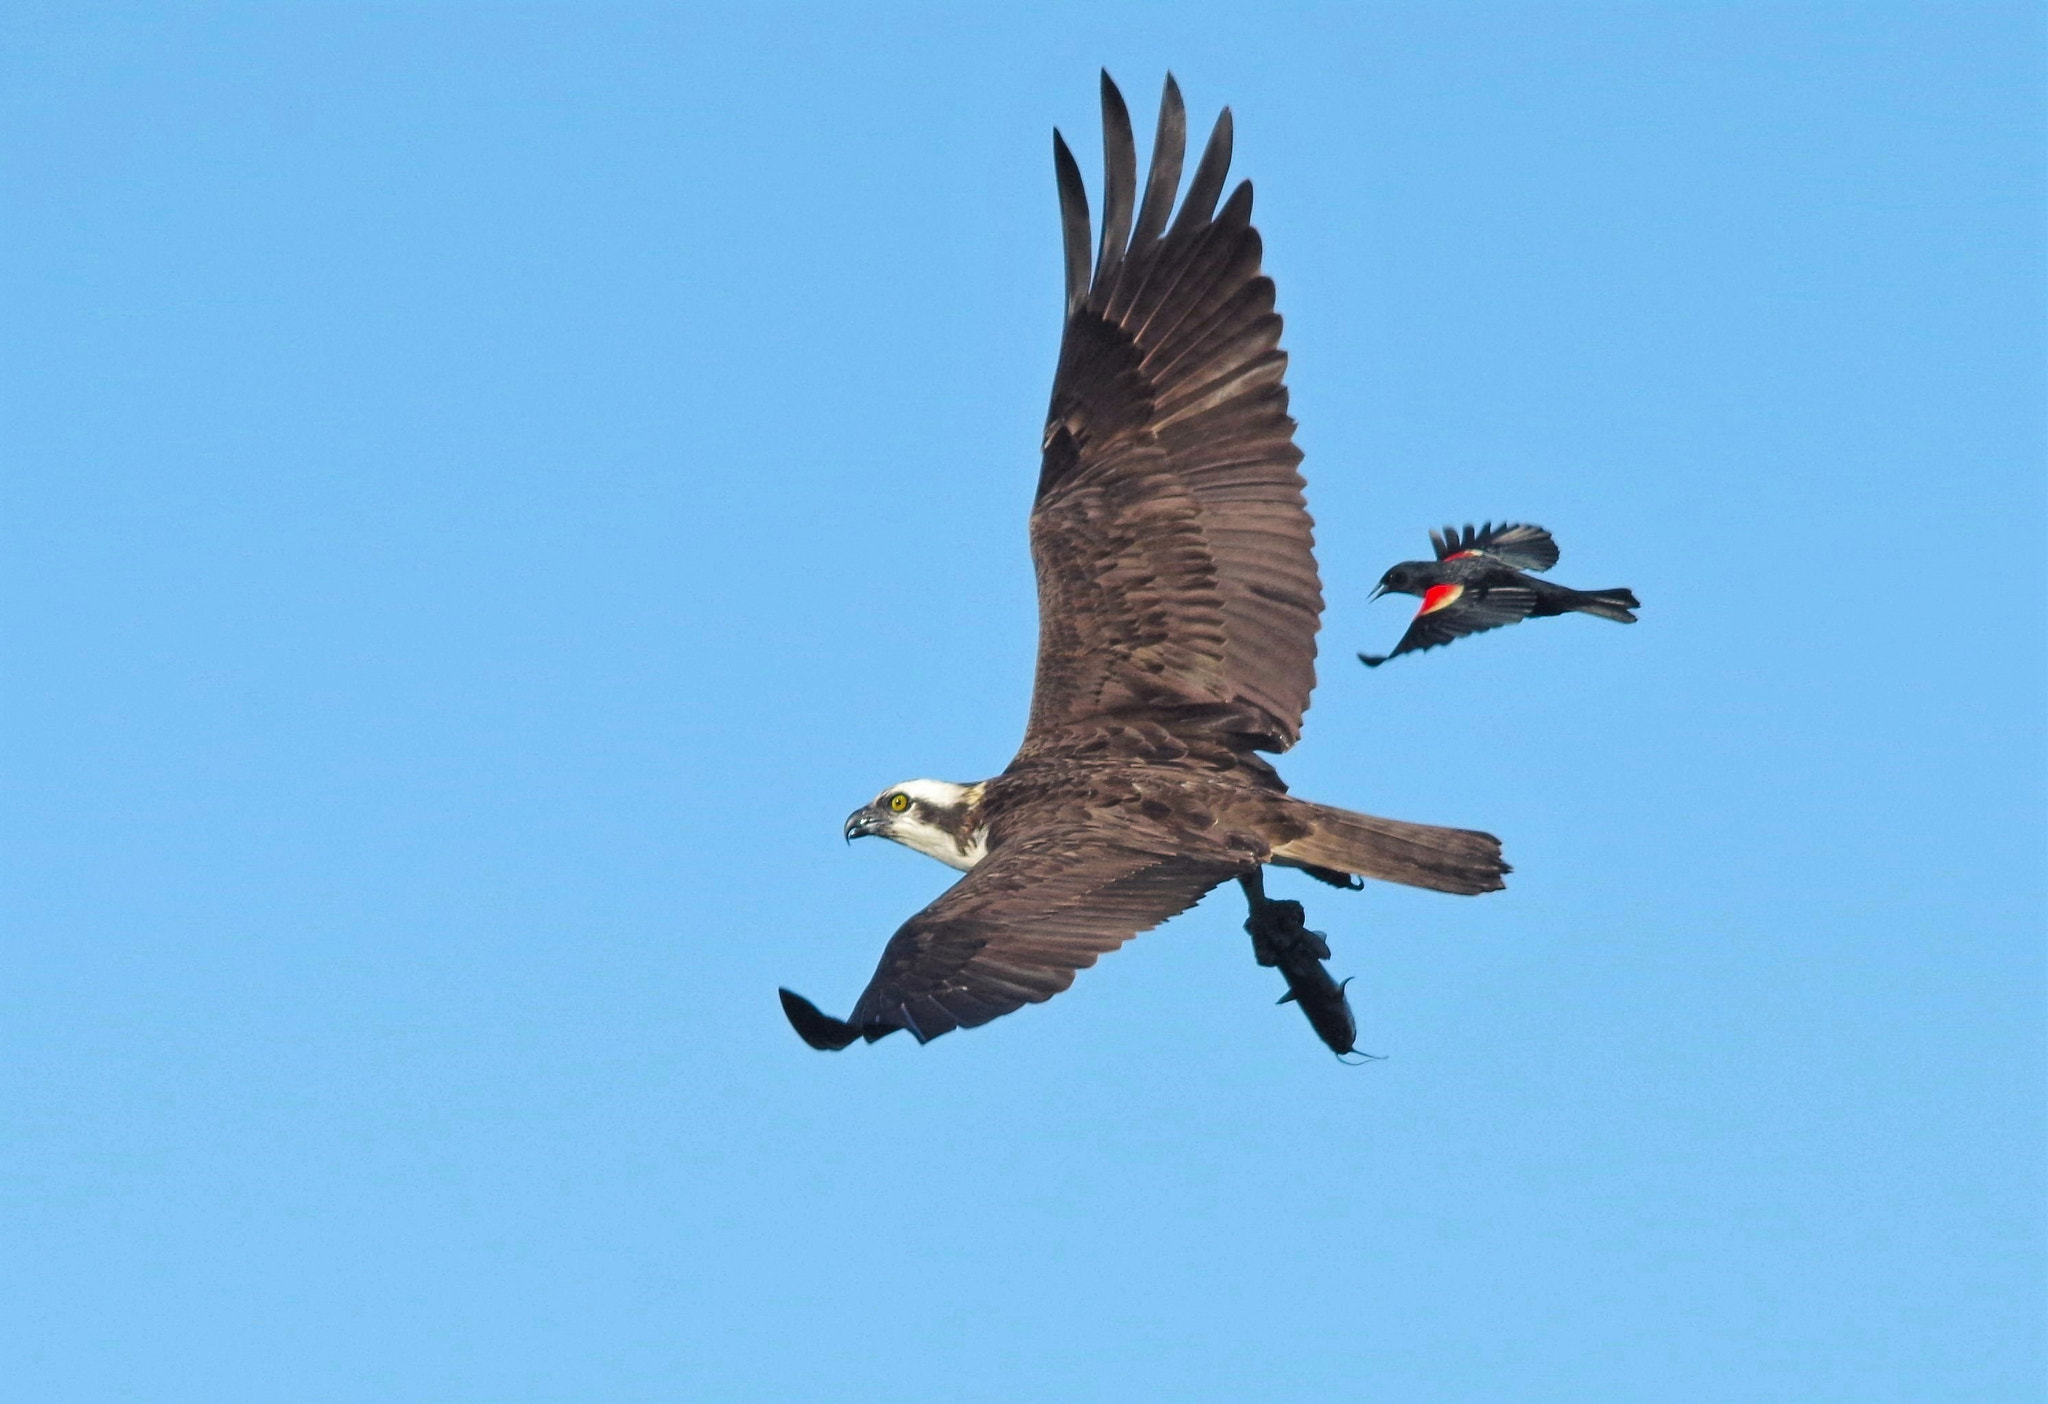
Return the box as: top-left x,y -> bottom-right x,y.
844,779 -> 990,871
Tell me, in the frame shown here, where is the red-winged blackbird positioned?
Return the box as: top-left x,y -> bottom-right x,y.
1358,523 -> 1638,667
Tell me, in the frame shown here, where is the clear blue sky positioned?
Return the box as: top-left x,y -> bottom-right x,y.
5,4 -> 2043,1400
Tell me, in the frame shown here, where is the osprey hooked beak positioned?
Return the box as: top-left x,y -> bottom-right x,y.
844,805 -> 887,843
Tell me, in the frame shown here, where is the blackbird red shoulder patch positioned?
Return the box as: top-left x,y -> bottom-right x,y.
1418,583 -> 1463,615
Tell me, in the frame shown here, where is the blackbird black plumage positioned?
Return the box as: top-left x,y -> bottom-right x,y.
1358,523 -> 1638,667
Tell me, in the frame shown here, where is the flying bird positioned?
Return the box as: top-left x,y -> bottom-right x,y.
1357,523 -> 1638,667
779,74 -> 1510,1054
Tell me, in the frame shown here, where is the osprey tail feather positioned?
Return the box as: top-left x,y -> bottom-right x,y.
1272,801 -> 1508,896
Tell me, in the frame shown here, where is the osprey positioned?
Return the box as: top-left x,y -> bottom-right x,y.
779,74 -> 1509,1052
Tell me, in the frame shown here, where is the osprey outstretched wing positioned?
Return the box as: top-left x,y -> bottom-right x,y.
1025,74 -> 1319,758
780,75 -> 1508,1054
781,820 -> 1245,1048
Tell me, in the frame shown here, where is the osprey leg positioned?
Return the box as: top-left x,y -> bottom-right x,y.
1239,870 -> 1328,967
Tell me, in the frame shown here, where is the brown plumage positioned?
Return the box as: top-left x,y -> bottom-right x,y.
779,74 -> 1508,1053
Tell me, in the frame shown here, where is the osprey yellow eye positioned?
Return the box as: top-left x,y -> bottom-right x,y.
887,793 -> 910,813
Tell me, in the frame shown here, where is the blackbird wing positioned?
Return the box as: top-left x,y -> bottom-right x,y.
1359,584 -> 1538,666
1429,522 -> 1560,573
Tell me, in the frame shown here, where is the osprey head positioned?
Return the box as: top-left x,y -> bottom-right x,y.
845,779 -> 989,871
